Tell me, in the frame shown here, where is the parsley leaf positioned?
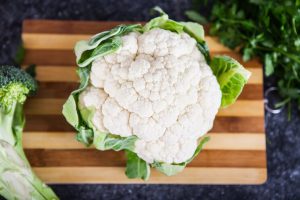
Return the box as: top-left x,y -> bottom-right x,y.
187,0 -> 300,117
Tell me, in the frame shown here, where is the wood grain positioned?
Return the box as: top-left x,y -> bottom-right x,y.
33,167 -> 267,184
22,20 -> 267,184
210,117 -> 264,133
23,49 -> 262,68
23,33 -> 231,52
217,100 -> 264,117
25,115 -> 74,132
23,132 -> 266,150
25,149 -> 266,168
23,50 -> 75,66
23,20 -> 145,34
28,66 -> 78,82
239,85 -> 263,100
24,98 -> 264,117
33,82 -> 262,100
33,82 -> 79,99
22,65 -> 262,84
24,115 -> 264,133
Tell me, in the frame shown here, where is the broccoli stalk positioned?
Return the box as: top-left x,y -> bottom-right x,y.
0,66 -> 58,200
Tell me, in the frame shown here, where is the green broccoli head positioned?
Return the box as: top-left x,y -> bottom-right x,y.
0,66 -> 37,111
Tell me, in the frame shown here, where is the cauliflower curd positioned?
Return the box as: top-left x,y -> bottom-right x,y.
79,28 -> 221,164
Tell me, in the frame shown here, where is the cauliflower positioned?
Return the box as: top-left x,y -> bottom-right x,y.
79,29 -> 221,164
63,8 -> 251,180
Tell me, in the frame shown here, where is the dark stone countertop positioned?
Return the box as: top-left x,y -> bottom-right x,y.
0,0 -> 299,199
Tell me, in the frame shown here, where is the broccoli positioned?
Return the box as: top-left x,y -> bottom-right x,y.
0,66 -> 58,200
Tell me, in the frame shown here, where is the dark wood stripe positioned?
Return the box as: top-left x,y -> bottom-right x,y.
23,20 -> 212,37
23,20 -> 144,34
24,115 -> 264,133
192,150 -> 266,168
23,20 -> 210,35
25,149 -> 266,168
25,115 -> 74,132
23,49 -> 261,69
210,117 -> 264,133
23,50 -> 75,66
239,84 -> 263,100
34,82 -> 79,99
32,82 -> 262,100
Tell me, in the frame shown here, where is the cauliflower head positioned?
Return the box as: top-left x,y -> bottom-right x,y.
79,29 -> 221,164
63,8 -> 250,180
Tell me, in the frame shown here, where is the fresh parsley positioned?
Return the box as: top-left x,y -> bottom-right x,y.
187,0 -> 300,118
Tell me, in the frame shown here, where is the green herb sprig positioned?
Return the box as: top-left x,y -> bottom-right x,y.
187,0 -> 300,118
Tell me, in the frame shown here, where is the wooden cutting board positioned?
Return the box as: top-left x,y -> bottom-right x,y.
21,20 -> 266,184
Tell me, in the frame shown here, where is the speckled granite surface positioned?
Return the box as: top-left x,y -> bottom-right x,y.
0,0 -> 299,199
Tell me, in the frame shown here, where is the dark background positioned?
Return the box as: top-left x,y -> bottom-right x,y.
1,0 -> 300,199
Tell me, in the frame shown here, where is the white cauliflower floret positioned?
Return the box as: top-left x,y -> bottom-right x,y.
79,28 -> 221,164
102,98 -> 132,137
79,87 -> 108,133
79,87 -> 107,110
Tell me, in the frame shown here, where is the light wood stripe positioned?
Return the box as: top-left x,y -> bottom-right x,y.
33,167 -> 267,184
22,65 -> 262,84
206,133 -> 266,150
35,66 -> 78,82
24,98 -> 264,116
23,49 -> 262,69
248,68 -> 263,84
23,132 -> 265,150
23,33 -> 89,50
218,100 -> 264,117
23,33 -> 231,52
24,132 -> 85,149
206,37 -> 231,52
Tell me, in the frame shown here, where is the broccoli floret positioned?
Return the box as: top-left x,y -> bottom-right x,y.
0,66 -> 37,111
0,66 -> 58,200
